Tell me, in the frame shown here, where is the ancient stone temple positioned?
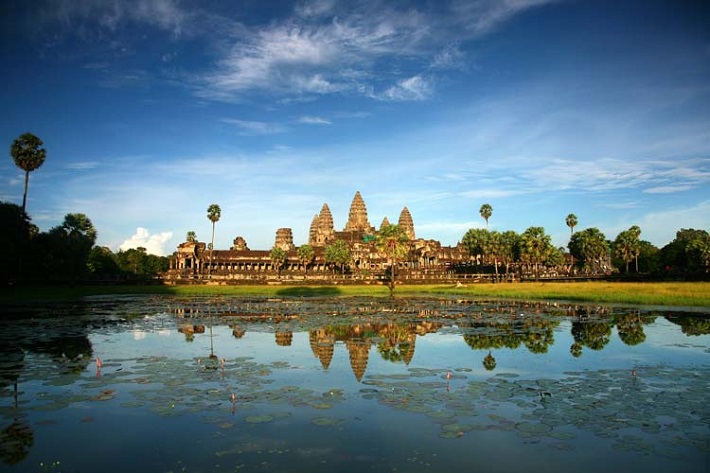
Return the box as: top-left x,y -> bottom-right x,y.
398,207 -> 415,240
168,189 -> 472,281
344,191 -> 373,233
274,228 -> 295,251
308,203 -> 335,246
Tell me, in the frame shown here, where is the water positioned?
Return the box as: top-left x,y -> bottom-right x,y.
0,296 -> 708,473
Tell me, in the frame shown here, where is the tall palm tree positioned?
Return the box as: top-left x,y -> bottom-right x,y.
565,214 -> 579,273
206,204 -> 221,277
565,214 -> 578,236
479,203 -> 493,229
375,224 -> 410,296
10,133 -> 46,213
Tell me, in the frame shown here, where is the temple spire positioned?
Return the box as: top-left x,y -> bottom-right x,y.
344,191 -> 372,232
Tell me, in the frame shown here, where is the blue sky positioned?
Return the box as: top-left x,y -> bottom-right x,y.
1,0 -> 708,255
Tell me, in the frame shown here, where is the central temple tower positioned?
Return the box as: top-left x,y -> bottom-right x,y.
344,191 -> 373,233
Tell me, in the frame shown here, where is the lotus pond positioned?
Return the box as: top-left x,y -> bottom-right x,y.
0,295 -> 708,473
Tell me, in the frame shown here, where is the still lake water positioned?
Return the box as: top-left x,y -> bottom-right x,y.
0,295 -> 708,473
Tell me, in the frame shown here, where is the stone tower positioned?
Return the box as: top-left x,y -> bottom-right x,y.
379,216 -> 390,229
274,228 -> 295,251
309,203 -> 335,246
344,191 -> 373,232
232,236 -> 249,251
398,207 -> 415,240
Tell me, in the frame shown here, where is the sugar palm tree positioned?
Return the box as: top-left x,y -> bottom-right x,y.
565,214 -> 578,236
479,203 -> 493,229
10,133 -> 46,213
296,244 -> 315,277
269,246 -> 287,277
375,224 -> 410,296
206,204 -> 221,277
566,214 -> 579,272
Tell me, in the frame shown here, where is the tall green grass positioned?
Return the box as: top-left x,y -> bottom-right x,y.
2,281 -> 709,307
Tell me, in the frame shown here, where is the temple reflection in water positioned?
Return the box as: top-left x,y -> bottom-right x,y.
167,297 -> 710,381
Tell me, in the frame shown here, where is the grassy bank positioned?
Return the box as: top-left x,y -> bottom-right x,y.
414,281 -> 710,307
1,281 -> 709,307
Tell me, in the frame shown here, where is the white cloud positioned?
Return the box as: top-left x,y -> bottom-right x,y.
120,227 -> 173,256
430,44 -> 467,70
298,115 -> 332,125
643,185 -> 693,194
220,118 -> 287,135
381,75 -> 432,101
452,0 -> 557,35
65,161 -> 100,171
295,0 -> 337,19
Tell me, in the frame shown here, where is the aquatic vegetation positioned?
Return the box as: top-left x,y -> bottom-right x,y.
0,295 -> 707,472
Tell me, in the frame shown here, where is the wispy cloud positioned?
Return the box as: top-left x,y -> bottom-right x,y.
298,116 -> 332,125
65,161 -> 100,171
220,118 -> 288,135
452,0 -> 558,35
380,75 -> 433,101
521,157 -> 710,194
43,0 -> 189,38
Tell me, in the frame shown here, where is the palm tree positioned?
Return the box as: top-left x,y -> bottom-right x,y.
206,204 -> 221,277
479,203 -> 493,229
10,133 -> 46,213
566,214 -> 578,272
269,246 -> 287,277
296,244 -> 315,277
565,214 -> 578,236
375,224 -> 410,296
519,226 -> 553,280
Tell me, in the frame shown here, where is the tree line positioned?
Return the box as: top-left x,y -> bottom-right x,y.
3,132 -> 168,284
462,205 -> 709,278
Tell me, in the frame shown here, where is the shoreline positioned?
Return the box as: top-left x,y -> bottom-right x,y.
1,281 -> 709,308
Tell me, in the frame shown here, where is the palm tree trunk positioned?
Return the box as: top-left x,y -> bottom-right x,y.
21,170 -> 29,212
209,222 -> 215,277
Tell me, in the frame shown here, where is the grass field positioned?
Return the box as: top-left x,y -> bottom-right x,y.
1,281 -> 709,308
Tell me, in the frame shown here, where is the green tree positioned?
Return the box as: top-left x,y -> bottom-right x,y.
479,203 -> 493,229
296,244 -> 315,276
499,230 -> 520,277
10,133 -> 46,213
206,204 -> 221,277
462,228 -> 489,265
686,233 -> 710,273
374,224 -> 410,296
486,230 -> 503,280
87,246 -> 120,278
0,202 -> 32,283
565,213 -> 578,236
33,213 -> 97,282
659,229 -> 708,273
269,246 -> 287,277
325,240 -> 351,275
569,227 -> 609,273
614,226 -> 641,273
186,231 -> 197,243
519,226 -> 553,280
